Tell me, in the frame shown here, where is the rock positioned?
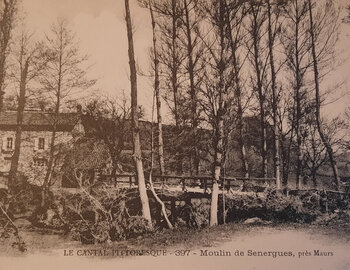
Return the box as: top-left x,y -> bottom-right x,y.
13,218 -> 32,228
243,217 -> 263,225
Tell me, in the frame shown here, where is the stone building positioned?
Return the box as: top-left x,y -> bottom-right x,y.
0,110 -> 84,188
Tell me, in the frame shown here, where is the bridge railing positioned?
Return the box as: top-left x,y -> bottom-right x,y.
98,173 -> 276,193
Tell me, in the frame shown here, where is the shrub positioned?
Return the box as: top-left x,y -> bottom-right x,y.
174,199 -> 210,229
218,189 -> 317,223
55,186 -> 153,243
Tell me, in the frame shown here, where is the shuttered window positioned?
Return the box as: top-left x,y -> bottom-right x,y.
6,138 -> 13,150
34,137 -> 48,151
38,138 -> 45,150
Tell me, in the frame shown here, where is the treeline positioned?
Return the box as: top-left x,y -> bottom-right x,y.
138,0 -> 343,185
133,0 -> 344,225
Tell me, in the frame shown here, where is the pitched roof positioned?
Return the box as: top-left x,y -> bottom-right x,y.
0,111 -> 80,132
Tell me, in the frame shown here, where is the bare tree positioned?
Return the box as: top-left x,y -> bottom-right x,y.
125,0 -> 152,226
152,0 -> 186,127
179,0 -> 205,175
148,80 -> 173,229
148,0 -> 191,174
38,19 -> 96,207
0,0 -> 17,112
147,0 -> 166,176
266,0 -> 283,188
8,30 -> 49,193
246,0 -> 269,178
225,0 -> 250,178
280,0 -> 311,189
199,0 -> 235,226
302,113 -> 327,187
307,0 -> 340,189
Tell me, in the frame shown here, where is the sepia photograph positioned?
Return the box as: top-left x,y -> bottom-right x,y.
0,0 -> 350,269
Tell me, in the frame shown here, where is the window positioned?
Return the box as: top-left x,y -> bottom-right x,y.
6,138 -> 13,150
38,138 -> 45,150
33,158 -> 48,167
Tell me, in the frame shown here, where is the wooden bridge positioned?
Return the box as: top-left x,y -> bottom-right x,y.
98,173 -> 277,194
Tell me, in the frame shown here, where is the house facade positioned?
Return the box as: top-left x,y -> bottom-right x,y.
0,110 -> 84,188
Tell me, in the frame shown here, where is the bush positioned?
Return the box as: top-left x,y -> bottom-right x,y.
174,199 -> 210,229
56,187 -> 153,244
314,210 -> 350,226
218,189 -> 317,223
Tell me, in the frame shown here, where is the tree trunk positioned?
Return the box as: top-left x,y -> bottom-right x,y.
41,128 -> 56,207
171,0 -> 180,127
0,0 -> 16,113
267,0 -> 281,189
312,169 -> 317,188
210,117 -> 223,227
147,19 -> 172,227
307,0 -> 340,189
42,27 -> 64,207
209,0 -> 227,227
125,0 -> 152,225
239,121 -> 249,178
149,175 -> 173,229
8,60 -> 28,193
251,7 -> 267,178
184,0 -> 199,175
42,77 -> 60,207
294,0 -> 302,190
149,2 -> 165,176
225,3 -> 249,178
281,134 -> 290,185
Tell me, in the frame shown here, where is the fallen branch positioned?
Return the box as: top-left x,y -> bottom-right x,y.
149,174 -> 173,229
0,202 -> 26,252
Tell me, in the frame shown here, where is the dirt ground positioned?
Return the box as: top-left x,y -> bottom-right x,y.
0,224 -> 349,270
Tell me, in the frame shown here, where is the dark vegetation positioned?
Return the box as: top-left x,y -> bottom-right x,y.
1,175 -> 349,251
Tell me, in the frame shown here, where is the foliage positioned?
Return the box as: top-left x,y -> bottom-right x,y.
314,210 -> 350,227
83,97 -> 131,174
218,189 -> 318,224
53,187 -> 153,244
174,199 -> 210,229
0,212 -> 26,252
0,188 -> 27,252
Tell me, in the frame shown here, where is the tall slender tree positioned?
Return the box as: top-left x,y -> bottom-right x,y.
225,0 -> 250,178
0,0 -> 17,113
149,1 -> 166,176
8,31 -> 48,193
39,19 -> 95,206
246,0 -> 269,178
200,0 -> 234,226
267,0 -> 281,188
307,0 -> 340,189
153,0 -> 185,127
125,0 -> 152,225
180,0 -> 204,175
281,0 -> 311,189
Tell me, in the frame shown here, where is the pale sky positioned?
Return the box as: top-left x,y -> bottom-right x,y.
22,0 -> 156,118
19,0 -> 350,120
